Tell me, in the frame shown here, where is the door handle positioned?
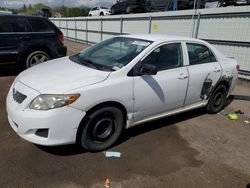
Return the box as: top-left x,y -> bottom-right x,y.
178,73 -> 188,80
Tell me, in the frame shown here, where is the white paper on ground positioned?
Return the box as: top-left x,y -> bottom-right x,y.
104,151 -> 121,158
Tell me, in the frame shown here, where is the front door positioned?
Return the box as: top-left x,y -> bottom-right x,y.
133,42 -> 189,122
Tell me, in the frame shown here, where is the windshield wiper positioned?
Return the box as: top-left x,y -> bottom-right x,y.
81,57 -> 113,71
74,55 -> 100,70
82,58 -> 102,70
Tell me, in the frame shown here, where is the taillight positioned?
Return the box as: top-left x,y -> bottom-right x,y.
57,34 -> 64,42
236,64 -> 240,72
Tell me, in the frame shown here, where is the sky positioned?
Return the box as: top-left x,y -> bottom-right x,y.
0,0 -> 116,8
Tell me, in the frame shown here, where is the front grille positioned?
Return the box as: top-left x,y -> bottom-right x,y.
13,88 -> 27,104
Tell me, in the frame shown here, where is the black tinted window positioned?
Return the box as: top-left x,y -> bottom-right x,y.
142,43 -> 183,71
28,19 -> 53,32
0,18 -> 29,32
187,43 -> 217,65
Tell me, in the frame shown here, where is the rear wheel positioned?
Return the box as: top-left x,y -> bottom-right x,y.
100,12 -> 104,16
26,50 -> 50,68
79,106 -> 124,151
207,85 -> 228,114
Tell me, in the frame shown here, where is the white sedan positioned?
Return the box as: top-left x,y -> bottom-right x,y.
6,35 -> 238,151
88,6 -> 111,16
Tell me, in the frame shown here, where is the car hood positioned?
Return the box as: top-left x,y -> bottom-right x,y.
17,57 -> 111,93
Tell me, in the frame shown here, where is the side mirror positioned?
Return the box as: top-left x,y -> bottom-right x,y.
136,63 -> 158,76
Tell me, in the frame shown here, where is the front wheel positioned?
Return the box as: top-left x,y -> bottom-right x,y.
79,107 -> 124,151
207,85 -> 228,114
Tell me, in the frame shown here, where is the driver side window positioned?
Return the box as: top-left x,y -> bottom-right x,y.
141,43 -> 183,71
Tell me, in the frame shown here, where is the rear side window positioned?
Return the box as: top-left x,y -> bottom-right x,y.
186,43 -> 217,65
0,18 -> 29,32
28,19 -> 53,32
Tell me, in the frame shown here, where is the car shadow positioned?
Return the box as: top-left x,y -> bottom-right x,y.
115,107 -> 207,147
35,144 -> 86,156
117,96 -> 235,146
0,65 -> 21,77
228,95 -> 250,101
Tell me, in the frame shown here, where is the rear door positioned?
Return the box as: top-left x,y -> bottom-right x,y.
184,42 -> 222,106
0,17 -> 29,64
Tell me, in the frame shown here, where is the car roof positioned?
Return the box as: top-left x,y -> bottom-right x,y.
121,34 -> 203,43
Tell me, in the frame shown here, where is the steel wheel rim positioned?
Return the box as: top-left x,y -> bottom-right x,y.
89,112 -> 116,142
214,92 -> 223,107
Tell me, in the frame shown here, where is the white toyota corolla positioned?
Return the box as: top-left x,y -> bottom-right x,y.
6,35 -> 238,151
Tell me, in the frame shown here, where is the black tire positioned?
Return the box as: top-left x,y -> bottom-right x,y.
207,85 -> 228,114
145,0 -> 152,12
100,12 -> 104,16
79,106 -> 124,151
26,50 -> 50,68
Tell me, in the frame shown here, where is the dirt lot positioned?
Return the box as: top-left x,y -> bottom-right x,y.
0,40 -> 250,188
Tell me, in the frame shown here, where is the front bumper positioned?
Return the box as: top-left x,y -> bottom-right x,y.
6,80 -> 86,146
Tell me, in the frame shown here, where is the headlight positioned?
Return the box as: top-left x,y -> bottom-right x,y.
29,94 -> 80,110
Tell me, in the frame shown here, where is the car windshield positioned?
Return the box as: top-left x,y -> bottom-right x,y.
70,37 -> 152,71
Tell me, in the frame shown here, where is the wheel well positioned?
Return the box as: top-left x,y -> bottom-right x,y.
76,101 -> 128,144
218,80 -> 230,91
17,46 -> 52,68
86,102 -> 127,120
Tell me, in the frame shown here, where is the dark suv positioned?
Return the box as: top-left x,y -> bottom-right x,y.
0,15 -> 67,68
